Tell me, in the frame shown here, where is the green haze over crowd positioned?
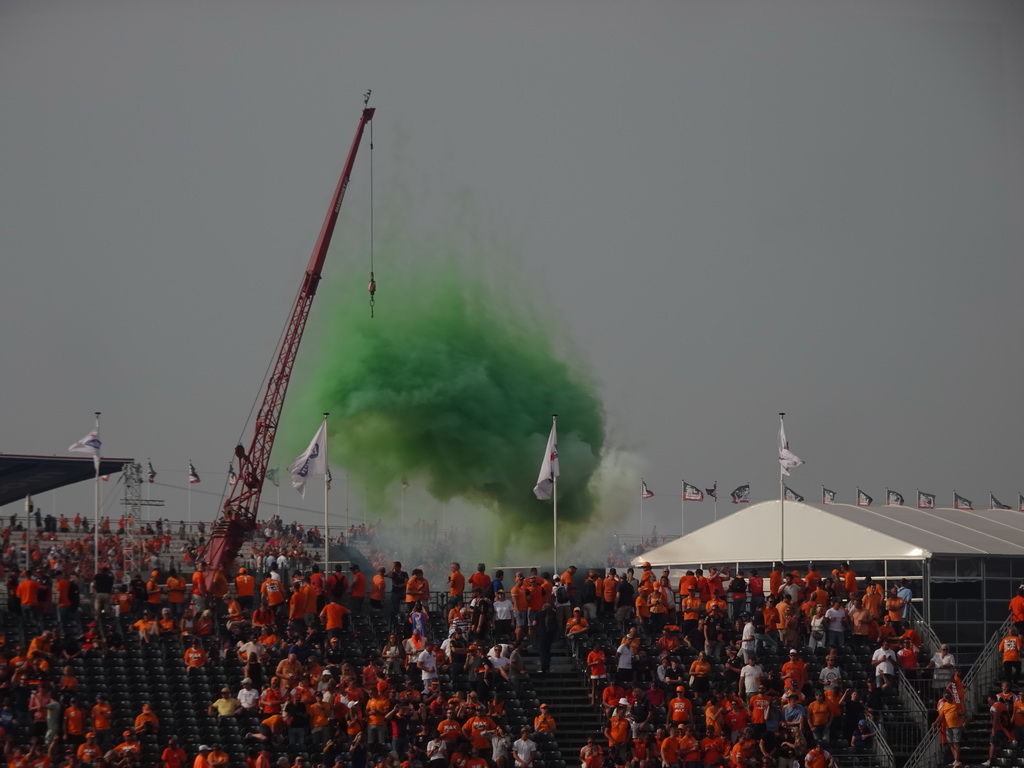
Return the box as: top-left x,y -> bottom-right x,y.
294,225 -> 606,547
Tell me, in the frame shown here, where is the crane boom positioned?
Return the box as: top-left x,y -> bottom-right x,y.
202,104 -> 376,580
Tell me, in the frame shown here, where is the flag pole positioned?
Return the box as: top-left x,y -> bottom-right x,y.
187,464 -> 192,525
639,479 -> 644,541
680,480 -> 685,537
323,413 -> 330,570
779,413 -> 785,564
551,414 -> 558,576
713,481 -> 718,521
94,412 -> 101,575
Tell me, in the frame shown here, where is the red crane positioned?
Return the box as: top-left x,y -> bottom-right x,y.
201,102 -> 376,583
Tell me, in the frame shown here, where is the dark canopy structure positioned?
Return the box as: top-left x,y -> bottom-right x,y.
0,454 -> 133,507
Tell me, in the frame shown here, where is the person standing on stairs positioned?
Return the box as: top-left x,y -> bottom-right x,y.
532,603 -> 557,675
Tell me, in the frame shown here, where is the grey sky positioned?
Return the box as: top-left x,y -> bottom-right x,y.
2,0 -> 1022,539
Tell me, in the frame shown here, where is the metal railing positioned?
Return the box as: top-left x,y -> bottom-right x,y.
908,603 -> 943,654
902,614 -> 1013,768
894,666 -> 928,722
863,716 -> 899,768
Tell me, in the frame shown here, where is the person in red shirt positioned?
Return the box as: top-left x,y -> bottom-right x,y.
468,564 -> 491,594
161,736 -> 187,768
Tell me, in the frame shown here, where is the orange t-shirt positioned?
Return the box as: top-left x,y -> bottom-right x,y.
92,702 -> 112,731
448,570 -> 465,597
1001,635 -> 1022,662
236,574 -> 255,597
64,706 -> 85,736
669,697 -> 692,723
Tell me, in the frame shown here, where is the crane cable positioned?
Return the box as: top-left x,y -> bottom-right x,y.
367,89 -> 376,318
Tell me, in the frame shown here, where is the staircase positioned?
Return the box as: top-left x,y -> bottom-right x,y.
527,649 -> 604,758
904,616 -> 1014,768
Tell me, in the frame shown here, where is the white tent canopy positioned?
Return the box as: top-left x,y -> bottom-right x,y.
632,499 -> 1024,568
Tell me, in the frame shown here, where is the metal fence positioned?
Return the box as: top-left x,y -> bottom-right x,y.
902,614 -> 1012,768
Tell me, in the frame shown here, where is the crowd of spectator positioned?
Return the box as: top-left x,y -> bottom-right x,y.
6,513 -> 1023,768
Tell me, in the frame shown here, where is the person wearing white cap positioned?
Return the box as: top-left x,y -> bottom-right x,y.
194,745 -> 212,768
237,679 -> 259,712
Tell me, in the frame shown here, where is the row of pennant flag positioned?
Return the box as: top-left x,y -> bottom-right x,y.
70,420 -> 333,497
640,479 -> 1024,512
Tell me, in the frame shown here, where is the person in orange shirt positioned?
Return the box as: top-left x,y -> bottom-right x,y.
161,736 -> 188,768
76,732 -> 103,765
585,642 -> 607,706
165,569 -> 187,619
406,568 -> 430,606
700,731 -> 728,767
157,608 -> 176,634
437,708 -> 463,744
54,571 -> 74,629
604,705 -> 631,766
365,692 -> 390,750
806,692 -> 832,746
782,650 -> 809,692
92,694 -> 113,748
287,585 -> 307,629
727,728 -> 757,766
668,686 -> 693,726
533,703 -> 556,733
448,563 -> 466,608
660,725 -> 680,768
113,730 -> 142,763
1001,626 -> 1022,685
16,572 -> 42,626
302,579 -> 319,626
132,610 -> 159,644
370,566 -> 387,613
748,686 -> 771,739
235,568 -> 256,612
348,564 -> 367,614
463,709 -> 498,751
320,599 -> 350,639
677,725 -> 700,768
63,698 -> 86,746
193,744 -> 213,768
768,566 -> 783,598
146,571 -> 163,607
184,638 -> 208,675
841,563 -> 859,600
191,565 -> 208,613
134,702 -> 160,734
113,585 -> 134,623
804,744 -> 836,768
1010,587 -> 1024,635
260,573 -> 284,604
932,690 -> 966,766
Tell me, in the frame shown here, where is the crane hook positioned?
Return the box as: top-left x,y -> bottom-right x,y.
368,271 -> 376,318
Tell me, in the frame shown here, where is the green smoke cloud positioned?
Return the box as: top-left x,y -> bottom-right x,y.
291,219 -> 605,546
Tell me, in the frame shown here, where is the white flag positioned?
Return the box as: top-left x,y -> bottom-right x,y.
533,422 -> 559,501
778,418 -> 804,476
69,429 -> 102,471
289,420 -> 328,498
